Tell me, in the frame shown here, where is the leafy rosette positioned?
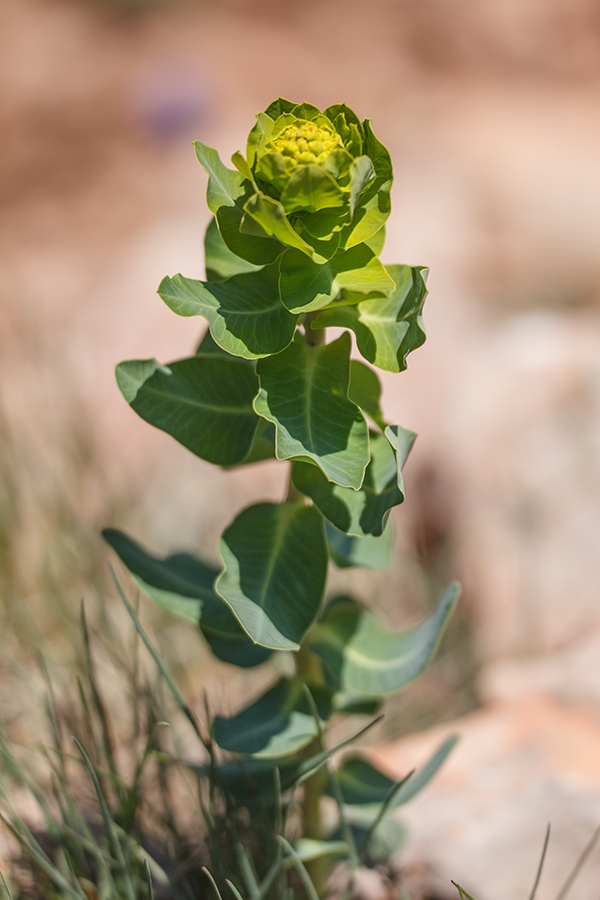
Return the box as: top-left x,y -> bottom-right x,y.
192,98 -> 393,268
242,99 -> 393,258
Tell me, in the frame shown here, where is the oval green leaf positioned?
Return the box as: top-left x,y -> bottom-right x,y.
279,245 -> 395,314
102,528 -> 272,668
115,353 -> 263,467
213,677 -> 332,758
307,583 -> 460,695
292,428 -> 416,536
312,265 -> 427,372
326,735 -> 458,811
215,502 -> 328,650
204,217 -> 261,282
325,521 -> 394,570
157,263 -> 298,359
254,333 -> 369,490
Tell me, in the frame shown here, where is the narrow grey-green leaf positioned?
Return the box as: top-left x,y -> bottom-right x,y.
313,265 -> 427,372
213,678 -> 332,758
326,735 -> 458,811
204,217 -> 261,282
326,521 -> 394,570
102,528 -> 272,668
115,353 -> 261,467
279,244 -> 395,314
292,428 -> 416,536
254,333 -> 369,490
307,583 -> 460,695
215,502 -> 328,650
158,264 -> 298,359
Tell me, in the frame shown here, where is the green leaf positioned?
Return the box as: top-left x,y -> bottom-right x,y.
115,353 -> 262,467
307,583 -> 460,695
204,217 -> 261,282
331,818 -> 406,866
280,165 -> 346,216
292,428 -> 416,536
348,156 -> 375,217
213,677 -> 332,758
327,735 -> 458,812
348,360 -> 386,430
293,840 -> 349,864
242,192 -> 328,263
362,118 -> 393,181
326,521 -> 394,570
216,204 -> 284,266
102,528 -> 272,668
278,245 -> 395,314
331,692 -> 382,716
157,264 -> 298,359
215,502 -> 328,650
254,333 -> 369,490
194,141 -> 245,213
312,264 -> 427,372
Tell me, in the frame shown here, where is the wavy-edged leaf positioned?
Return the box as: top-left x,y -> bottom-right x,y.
215,502 -> 328,650
313,264 -> 427,372
348,156 -> 375,217
278,245 -> 395,314
204,217 -> 261,282
213,678 -> 332,758
307,583 -> 460,695
116,353 -> 264,467
292,428 -> 415,536
326,521 -> 394,570
254,333 -> 369,490
327,735 -> 459,812
194,141 -> 245,213
158,264 -> 298,359
102,529 -> 272,668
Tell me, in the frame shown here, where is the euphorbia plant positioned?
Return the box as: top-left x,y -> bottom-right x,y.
104,98 -> 459,896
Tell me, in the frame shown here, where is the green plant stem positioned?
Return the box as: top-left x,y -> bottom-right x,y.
304,313 -> 325,347
295,645 -> 329,895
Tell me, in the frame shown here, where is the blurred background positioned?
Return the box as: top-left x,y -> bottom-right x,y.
2,0 -> 600,894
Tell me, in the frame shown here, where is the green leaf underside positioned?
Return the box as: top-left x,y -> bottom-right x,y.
278,245 -> 395,314
254,333 -> 369,490
348,360 -> 386,430
327,735 -> 459,811
280,165 -> 346,216
313,265 -> 427,372
102,528 -> 272,668
307,583 -> 461,695
115,354 -> 262,467
215,502 -> 328,650
213,677 -> 332,758
157,264 -> 298,359
326,521 -> 394,570
204,217 -> 261,281
292,428 -> 415,536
